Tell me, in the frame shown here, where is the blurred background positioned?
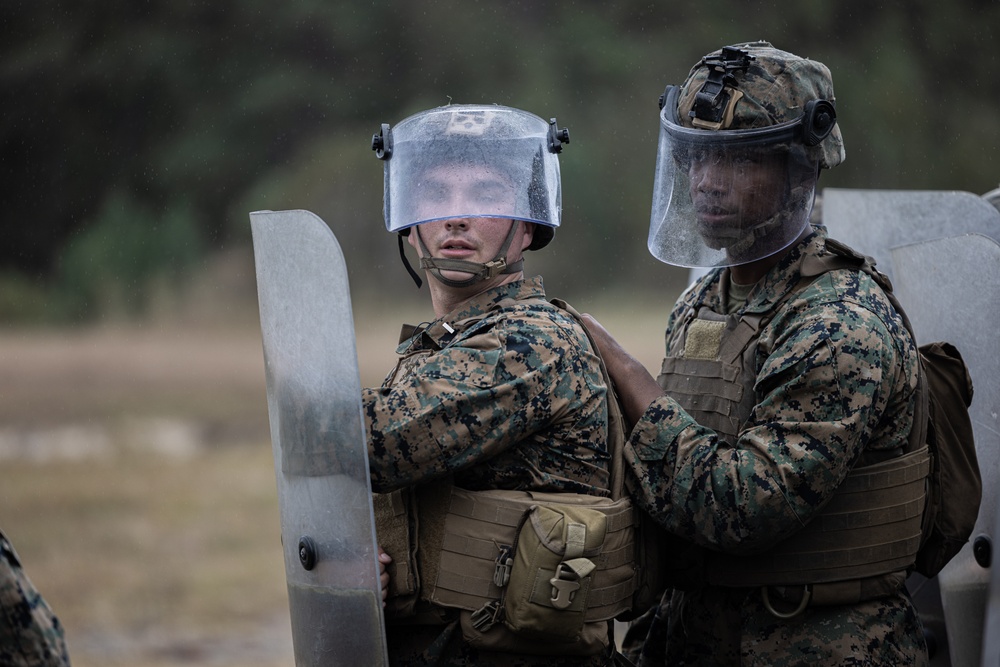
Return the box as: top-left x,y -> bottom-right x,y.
2,1 -> 998,665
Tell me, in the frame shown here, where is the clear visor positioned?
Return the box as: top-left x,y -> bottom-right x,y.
383,106 -> 562,233
648,110 -> 819,268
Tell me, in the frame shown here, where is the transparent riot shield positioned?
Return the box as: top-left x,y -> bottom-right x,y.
891,234 -> 1000,667
822,188 -> 1000,282
250,209 -> 388,666
982,496 -> 1000,666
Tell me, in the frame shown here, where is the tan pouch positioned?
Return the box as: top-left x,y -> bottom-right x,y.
427,488 -> 634,655
504,503 -> 608,640
456,502 -> 612,656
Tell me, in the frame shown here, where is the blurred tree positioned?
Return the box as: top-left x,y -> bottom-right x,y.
2,0 -> 998,320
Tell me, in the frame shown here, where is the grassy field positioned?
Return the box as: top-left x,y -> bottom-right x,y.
0,301 -> 667,666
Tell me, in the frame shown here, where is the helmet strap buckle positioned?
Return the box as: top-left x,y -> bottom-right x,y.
482,257 -> 508,279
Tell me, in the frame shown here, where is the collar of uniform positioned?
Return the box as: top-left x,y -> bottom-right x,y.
739,225 -> 827,315
397,276 -> 546,353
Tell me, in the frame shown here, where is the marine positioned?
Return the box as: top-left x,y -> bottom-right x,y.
583,42 -> 929,665
366,104 -> 625,665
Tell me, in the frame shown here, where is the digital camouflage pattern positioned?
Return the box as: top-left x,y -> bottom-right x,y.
0,531 -> 70,667
675,40 -> 846,170
364,276 -> 610,497
364,276 -> 613,666
624,227 -> 928,665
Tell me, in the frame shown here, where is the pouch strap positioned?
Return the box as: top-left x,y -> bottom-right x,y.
565,521 -> 587,559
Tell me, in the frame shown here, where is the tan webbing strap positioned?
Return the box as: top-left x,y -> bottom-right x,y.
448,492 -> 526,527
709,447 -> 930,588
837,446 -> 929,493
658,356 -> 744,440
717,315 -> 763,365
597,541 -> 635,569
434,568 -> 496,599
582,576 -> 641,622
441,532 -> 506,560
809,570 -> 907,606
602,505 -> 635,533
661,355 -> 742,384
565,522 -> 587,559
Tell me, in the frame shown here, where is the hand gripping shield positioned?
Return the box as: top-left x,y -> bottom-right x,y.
250,209 -> 388,666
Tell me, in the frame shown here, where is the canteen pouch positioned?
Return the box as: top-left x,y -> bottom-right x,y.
503,503 -> 609,641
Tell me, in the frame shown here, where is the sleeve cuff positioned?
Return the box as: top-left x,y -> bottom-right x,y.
628,394 -> 692,462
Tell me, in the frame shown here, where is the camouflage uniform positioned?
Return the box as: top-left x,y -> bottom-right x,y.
364,276 -> 613,666
0,530 -> 71,667
624,227 -> 928,666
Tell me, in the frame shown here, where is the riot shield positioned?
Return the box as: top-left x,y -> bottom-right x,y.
891,233 -> 1000,667
822,188 -> 1000,282
982,494 -> 1000,666
250,209 -> 388,666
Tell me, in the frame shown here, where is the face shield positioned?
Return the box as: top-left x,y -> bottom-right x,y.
374,106 -> 566,236
648,87 -> 833,269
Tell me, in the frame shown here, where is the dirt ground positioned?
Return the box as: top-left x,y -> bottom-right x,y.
0,302 -> 665,666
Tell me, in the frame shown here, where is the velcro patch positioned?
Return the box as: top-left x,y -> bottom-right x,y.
684,319 -> 726,360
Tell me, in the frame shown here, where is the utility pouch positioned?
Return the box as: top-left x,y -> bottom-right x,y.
503,504 -> 608,641
429,488 -> 633,655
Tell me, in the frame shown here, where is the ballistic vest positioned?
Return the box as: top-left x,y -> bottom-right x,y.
373,299 -> 647,654
658,241 -> 929,608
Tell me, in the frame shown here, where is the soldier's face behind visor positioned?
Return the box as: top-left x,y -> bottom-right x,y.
686,148 -> 788,249
413,163 -> 518,222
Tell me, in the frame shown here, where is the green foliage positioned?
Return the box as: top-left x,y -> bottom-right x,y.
55,192 -> 204,321
0,271 -> 57,324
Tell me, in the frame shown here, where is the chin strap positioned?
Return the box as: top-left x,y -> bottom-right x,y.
398,234 -> 423,288
413,221 -> 524,289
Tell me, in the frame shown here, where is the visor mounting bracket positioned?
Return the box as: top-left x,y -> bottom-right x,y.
548,118 -> 570,153
372,123 -> 393,160
691,46 -> 756,128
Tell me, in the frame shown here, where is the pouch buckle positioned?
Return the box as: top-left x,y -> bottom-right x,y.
470,599 -> 502,632
493,545 -> 513,588
549,563 -> 582,610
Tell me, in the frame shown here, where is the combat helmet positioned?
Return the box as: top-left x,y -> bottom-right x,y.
373,104 -> 569,287
648,41 -> 845,269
